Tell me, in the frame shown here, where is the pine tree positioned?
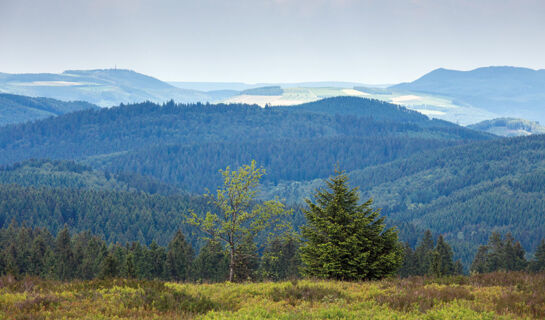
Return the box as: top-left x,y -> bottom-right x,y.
300,170 -> 402,280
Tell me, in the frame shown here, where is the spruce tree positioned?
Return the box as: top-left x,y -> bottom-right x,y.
55,226 -> 74,280
415,230 -> 435,275
430,235 -> 455,277
529,239 -> 545,272
398,243 -> 418,277
471,245 -> 489,274
261,234 -> 301,281
166,230 -> 194,281
193,239 -> 229,282
300,170 -> 402,280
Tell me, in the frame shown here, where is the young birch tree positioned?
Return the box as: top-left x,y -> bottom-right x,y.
188,160 -> 291,282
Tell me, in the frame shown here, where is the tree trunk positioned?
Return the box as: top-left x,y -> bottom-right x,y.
229,244 -> 235,282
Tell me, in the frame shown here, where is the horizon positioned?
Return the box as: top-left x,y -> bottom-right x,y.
1,0 -> 544,83
1,65 -> 543,86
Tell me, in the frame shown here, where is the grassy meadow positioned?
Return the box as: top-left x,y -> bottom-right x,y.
1,272 -> 544,319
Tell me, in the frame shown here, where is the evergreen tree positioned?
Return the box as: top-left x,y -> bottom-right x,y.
260,234 -> 301,281
300,170 -> 403,280
430,235 -> 455,277
471,246 -> 489,274
471,232 -> 528,273
529,239 -> 545,272
166,230 -> 194,281
54,226 -> 74,280
415,230 -> 435,275
193,239 -> 229,282
398,243 -> 418,278
100,251 -> 119,278
233,235 -> 259,282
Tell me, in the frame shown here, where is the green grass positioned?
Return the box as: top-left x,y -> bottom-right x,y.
1,272 -> 544,319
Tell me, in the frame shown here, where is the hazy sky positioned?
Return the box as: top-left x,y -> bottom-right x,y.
1,0 -> 544,83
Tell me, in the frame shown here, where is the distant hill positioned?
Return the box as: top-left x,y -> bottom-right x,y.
241,86 -> 283,96
391,66 -> 545,123
0,69 -> 231,107
468,118 -> 545,137
0,97 -> 491,192
0,93 -> 97,126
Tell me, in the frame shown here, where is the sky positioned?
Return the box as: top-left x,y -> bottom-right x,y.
1,0 -> 544,84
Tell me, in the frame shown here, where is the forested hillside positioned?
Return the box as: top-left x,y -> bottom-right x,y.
0,159 -> 179,195
0,97 -> 491,192
267,134 -> 545,264
0,184 -> 207,248
0,93 -> 97,125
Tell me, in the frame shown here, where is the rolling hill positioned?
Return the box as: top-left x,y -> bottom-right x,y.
0,93 -> 97,126
0,97 -> 491,192
0,69 -> 235,107
391,66 -> 545,123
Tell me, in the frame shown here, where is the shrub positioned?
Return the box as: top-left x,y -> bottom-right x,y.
374,285 -> 474,313
269,284 -> 347,306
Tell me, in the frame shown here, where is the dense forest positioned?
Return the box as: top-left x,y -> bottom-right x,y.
0,97 -> 491,192
268,134 -> 545,264
1,96 -> 545,270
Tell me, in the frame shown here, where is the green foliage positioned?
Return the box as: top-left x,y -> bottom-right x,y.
165,230 -> 194,281
0,184 -> 209,248
399,230 -> 462,277
529,239 -> 545,272
192,239 -> 229,283
188,161 -> 292,281
274,134 -> 545,267
300,170 -> 403,280
471,232 -> 528,274
0,97 -> 489,193
260,234 -> 301,281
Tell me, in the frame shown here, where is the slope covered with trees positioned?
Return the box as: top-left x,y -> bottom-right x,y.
267,134 -> 545,265
0,97 -> 492,192
0,93 -> 97,126
0,159 -> 179,195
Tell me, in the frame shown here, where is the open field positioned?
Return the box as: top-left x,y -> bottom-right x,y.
1,272 -> 544,319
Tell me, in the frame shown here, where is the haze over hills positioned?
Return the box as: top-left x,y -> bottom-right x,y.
2,66 -> 545,128
0,69 -> 235,107
0,93 -> 98,125
391,66 -> 545,123
468,118 -> 545,137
